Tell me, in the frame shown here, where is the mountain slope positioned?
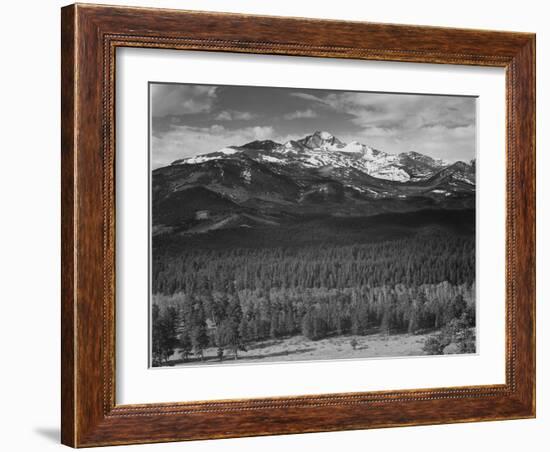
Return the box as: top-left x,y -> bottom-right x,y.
153,131 -> 475,234
171,131 -> 455,183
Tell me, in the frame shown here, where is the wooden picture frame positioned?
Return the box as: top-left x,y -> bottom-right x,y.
61,3 -> 535,447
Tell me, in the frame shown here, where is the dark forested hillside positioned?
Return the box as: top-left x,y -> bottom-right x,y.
153,229 -> 474,294
151,210 -> 476,366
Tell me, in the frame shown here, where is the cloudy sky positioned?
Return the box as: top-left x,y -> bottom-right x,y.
150,82 -> 476,169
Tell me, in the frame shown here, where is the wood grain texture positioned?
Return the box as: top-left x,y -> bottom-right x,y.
60,3 -> 536,447
60,5 -> 76,447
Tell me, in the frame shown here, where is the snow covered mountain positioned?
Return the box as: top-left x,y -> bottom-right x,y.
156,131 -> 475,234
172,131 -> 451,183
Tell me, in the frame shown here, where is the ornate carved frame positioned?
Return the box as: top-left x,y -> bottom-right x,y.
61,4 -> 535,447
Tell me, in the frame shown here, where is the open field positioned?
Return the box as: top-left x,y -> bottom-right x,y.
164,331 -> 439,367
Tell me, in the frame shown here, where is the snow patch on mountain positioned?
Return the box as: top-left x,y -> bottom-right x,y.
242,168 -> 252,184
179,154 -> 220,165
338,141 -> 364,153
261,155 -> 287,164
278,141 -> 301,154
174,147 -> 240,165
452,174 -> 475,185
218,147 -> 239,155
368,165 -> 410,182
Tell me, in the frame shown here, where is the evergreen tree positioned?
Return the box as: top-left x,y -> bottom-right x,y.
151,305 -> 178,366
190,302 -> 209,361
214,323 -> 228,361
301,308 -> 315,340
269,304 -> 280,339
179,331 -> 192,362
407,291 -> 420,333
225,294 -> 244,359
151,304 -> 163,366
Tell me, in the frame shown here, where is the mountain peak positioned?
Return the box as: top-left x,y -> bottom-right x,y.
314,130 -> 334,140
298,131 -> 344,150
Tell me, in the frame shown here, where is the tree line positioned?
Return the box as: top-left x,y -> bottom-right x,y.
153,233 -> 474,295
152,281 -> 475,366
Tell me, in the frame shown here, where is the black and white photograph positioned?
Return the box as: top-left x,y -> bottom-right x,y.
149,83 -> 476,367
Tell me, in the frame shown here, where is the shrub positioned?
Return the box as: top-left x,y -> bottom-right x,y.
423,314 -> 475,355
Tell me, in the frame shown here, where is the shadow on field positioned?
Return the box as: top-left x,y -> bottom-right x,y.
168,346 -> 316,366
246,339 -> 285,350
237,347 -> 315,361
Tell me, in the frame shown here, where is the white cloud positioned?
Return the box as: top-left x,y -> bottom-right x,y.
215,111 -> 232,121
248,126 -> 275,139
152,124 -> 275,169
323,92 -> 475,132
298,91 -> 475,161
283,109 -> 318,120
151,84 -> 218,117
215,110 -> 255,121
